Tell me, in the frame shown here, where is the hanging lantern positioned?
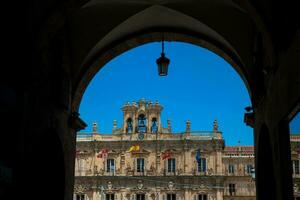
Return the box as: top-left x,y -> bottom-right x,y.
156,38 -> 170,76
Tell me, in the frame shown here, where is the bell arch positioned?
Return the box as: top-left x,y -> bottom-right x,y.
137,113 -> 147,133
126,117 -> 133,134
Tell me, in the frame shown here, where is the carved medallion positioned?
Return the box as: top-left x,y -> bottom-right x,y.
137,180 -> 143,190
168,181 -> 174,190
138,133 -> 144,140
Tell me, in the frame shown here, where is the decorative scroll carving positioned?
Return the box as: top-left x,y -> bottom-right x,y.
74,185 -> 87,193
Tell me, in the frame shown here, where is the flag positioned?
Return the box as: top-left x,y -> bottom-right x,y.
97,148 -> 108,158
162,150 -> 172,160
196,149 -> 201,163
128,145 -> 140,153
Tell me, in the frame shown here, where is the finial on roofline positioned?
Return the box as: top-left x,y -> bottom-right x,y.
92,122 -> 98,133
213,119 -> 218,132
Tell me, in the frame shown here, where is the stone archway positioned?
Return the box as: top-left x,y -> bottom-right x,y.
15,1 -> 299,200
72,31 -> 253,113
72,33 -> 255,199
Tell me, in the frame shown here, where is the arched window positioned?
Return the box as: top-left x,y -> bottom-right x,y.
151,118 -> 158,133
138,114 -> 147,133
126,118 -> 133,133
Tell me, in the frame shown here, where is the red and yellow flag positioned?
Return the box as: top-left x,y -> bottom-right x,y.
128,145 -> 140,153
97,148 -> 108,158
162,149 -> 172,160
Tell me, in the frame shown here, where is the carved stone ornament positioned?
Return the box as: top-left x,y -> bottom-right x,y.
137,180 -> 143,190
107,181 -> 113,190
294,184 -> 298,192
168,181 -> 174,190
209,193 -> 216,200
74,185 -> 87,193
150,193 -> 156,199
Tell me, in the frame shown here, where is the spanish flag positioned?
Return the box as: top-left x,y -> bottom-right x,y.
162,149 -> 172,160
97,148 -> 108,158
128,145 -> 140,152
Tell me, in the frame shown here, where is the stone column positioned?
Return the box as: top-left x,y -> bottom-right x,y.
184,188 -> 191,200
216,189 -> 223,200
216,151 -> 222,175
215,179 -> 223,200
92,189 -> 98,200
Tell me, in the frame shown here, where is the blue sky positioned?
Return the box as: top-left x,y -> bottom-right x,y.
290,113 -> 300,134
79,42 -> 300,145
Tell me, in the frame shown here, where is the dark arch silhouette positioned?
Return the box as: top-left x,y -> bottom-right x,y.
21,128 -> 65,200
256,124 -> 277,200
72,32 -> 253,112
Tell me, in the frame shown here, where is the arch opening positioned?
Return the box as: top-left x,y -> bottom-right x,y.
288,106 -> 300,198
74,40 -> 256,200
72,31 -> 253,112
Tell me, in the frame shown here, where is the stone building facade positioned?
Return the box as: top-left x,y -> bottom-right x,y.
290,135 -> 300,199
74,100 -> 258,200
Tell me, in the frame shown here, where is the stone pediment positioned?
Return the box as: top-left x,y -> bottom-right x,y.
106,150 -> 121,158
164,148 -> 180,154
108,149 -> 119,154
132,148 -> 151,155
192,149 -> 202,154
191,148 -> 210,155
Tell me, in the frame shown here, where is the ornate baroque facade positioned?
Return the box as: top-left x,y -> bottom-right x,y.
74,100 -> 259,200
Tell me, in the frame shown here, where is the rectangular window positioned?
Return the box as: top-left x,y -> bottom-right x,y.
292,160 -> 299,175
167,194 -> 176,200
167,158 -> 176,173
136,194 -> 145,200
137,158 -> 145,172
229,183 -> 236,196
228,164 -> 235,174
107,159 -> 115,173
197,158 -> 207,173
246,164 -> 253,174
76,194 -> 85,200
198,194 -> 207,200
106,194 -> 114,200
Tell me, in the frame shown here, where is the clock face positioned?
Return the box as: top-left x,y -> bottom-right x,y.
138,133 -> 144,140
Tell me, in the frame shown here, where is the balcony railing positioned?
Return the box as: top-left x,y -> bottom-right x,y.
75,169 -> 227,177
76,133 -> 93,141
75,167 -> 257,177
76,131 -> 217,141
